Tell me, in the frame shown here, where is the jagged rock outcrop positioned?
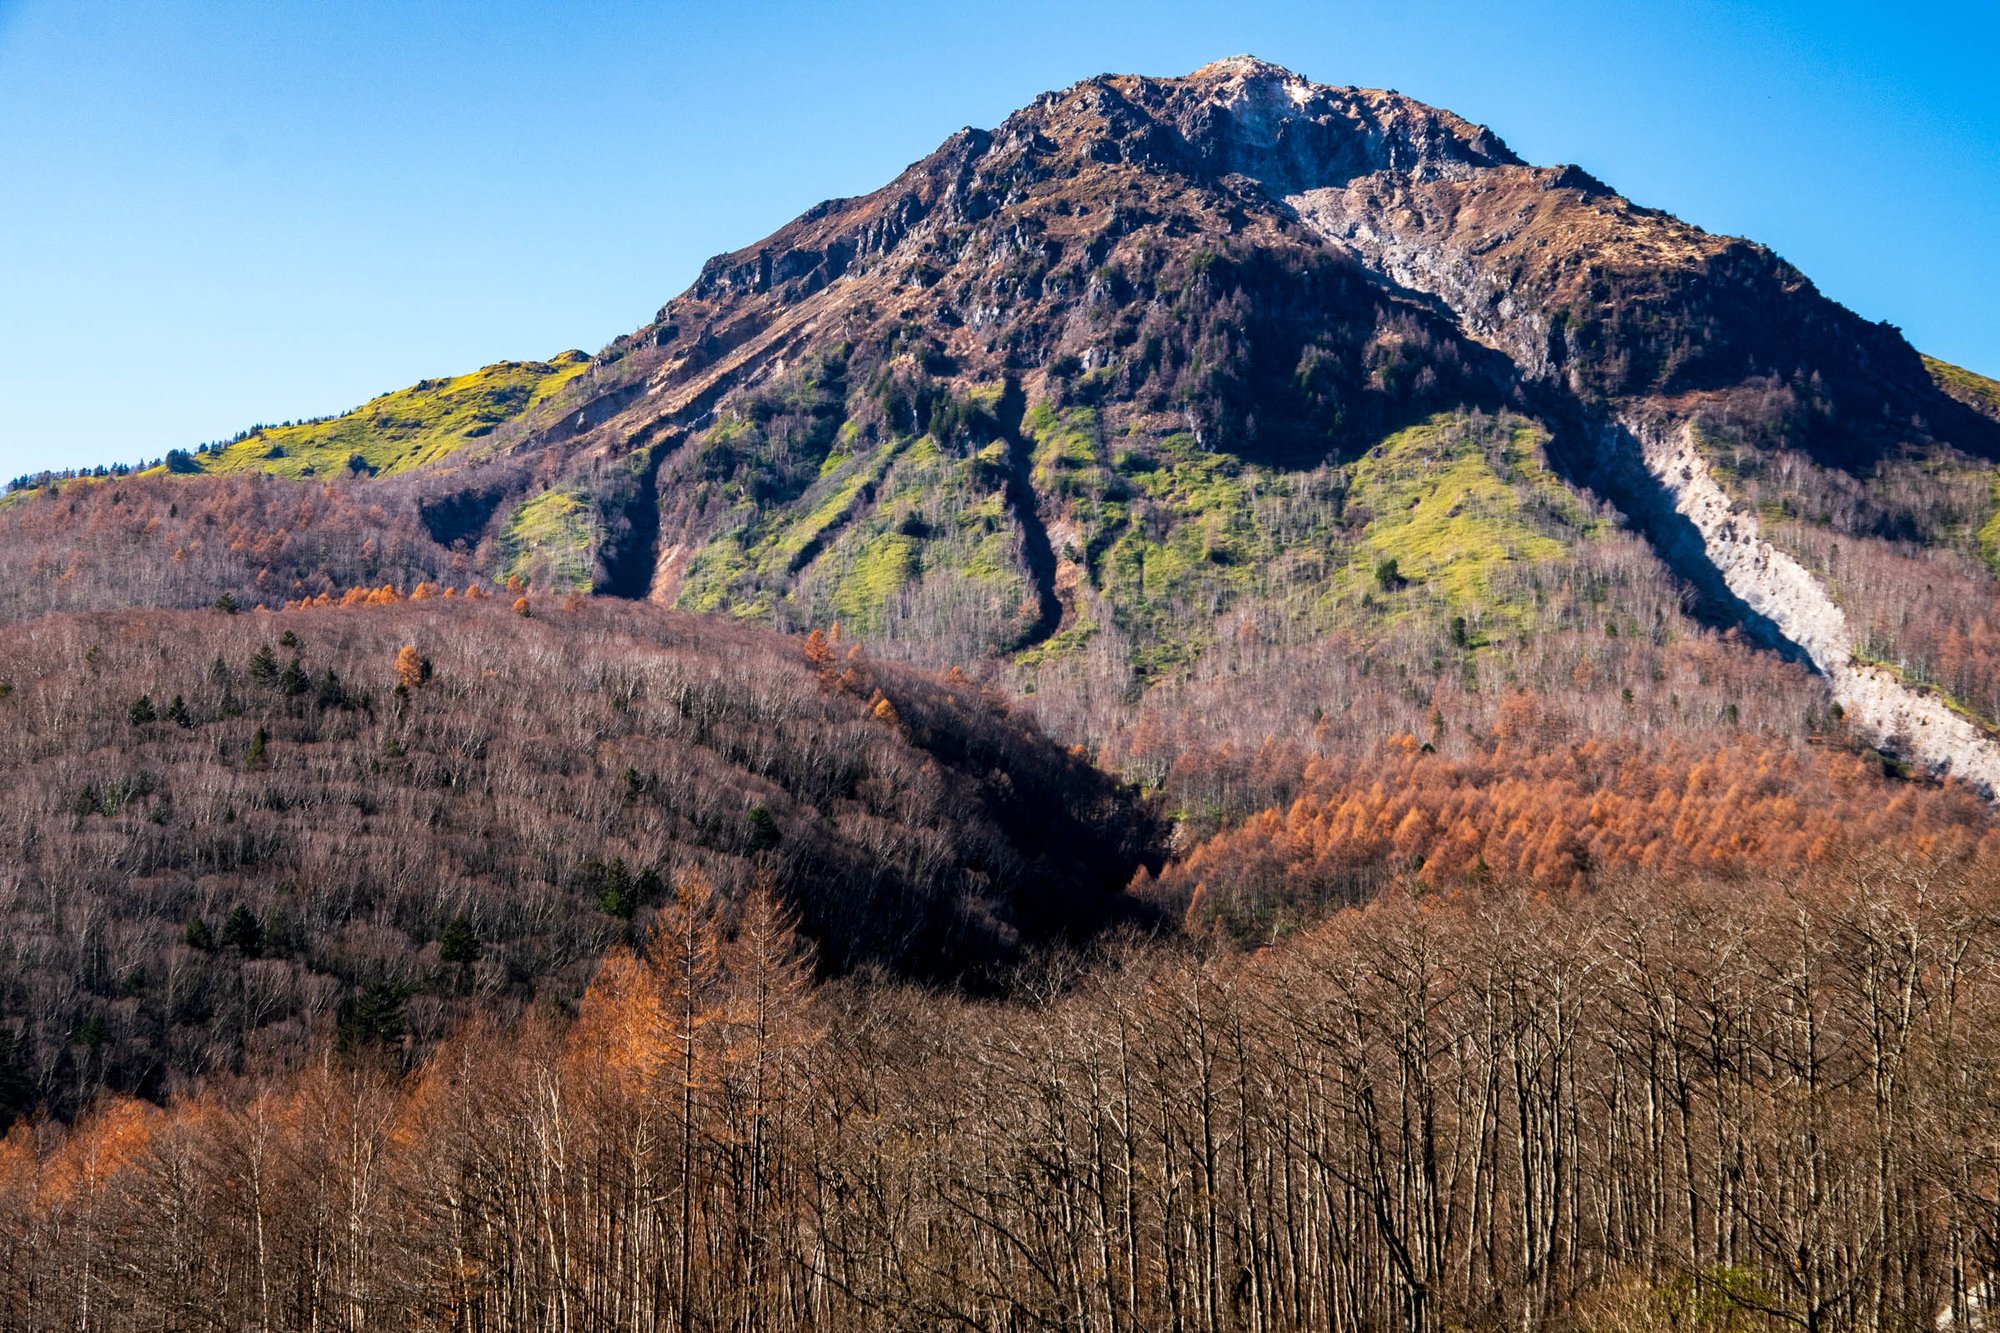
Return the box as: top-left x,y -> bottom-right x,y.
1218,52 -> 2000,789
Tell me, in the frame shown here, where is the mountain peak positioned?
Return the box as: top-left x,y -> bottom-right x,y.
1184,54 -> 1307,85
1175,54 -> 1329,122
1099,57 -> 1523,191
12,57 -> 1996,813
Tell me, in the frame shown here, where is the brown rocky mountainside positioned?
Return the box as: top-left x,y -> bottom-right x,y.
8,57 -> 2000,793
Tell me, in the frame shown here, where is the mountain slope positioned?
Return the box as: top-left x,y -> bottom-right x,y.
1927,354 -> 2000,421
0,598 -> 1157,1112
540,56 -> 2000,790
7,57 -> 2000,797
191,352 -> 590,480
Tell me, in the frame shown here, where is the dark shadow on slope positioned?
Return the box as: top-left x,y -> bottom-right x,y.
419,485 -> 511,549
594,438 -> 676,599
991,379 -> 1066,653
1533,392 -> 1814,669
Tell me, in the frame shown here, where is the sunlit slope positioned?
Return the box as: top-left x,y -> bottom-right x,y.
195,352 -> 589,480
1925,354 -> 2000,422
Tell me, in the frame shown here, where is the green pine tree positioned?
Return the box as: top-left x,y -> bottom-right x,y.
747,805 -> 782,852
438,914 -> 480,965
222,905 -> 263,957
596,859 -> 638,920
337,982 -> 408,1053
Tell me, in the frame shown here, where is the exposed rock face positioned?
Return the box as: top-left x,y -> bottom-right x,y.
1253,69 -> 2000,791
572,55 -> 1551,451
1627,415 -> 2000,793
580,52 -> 1969,455
1619,413 -> 1848,668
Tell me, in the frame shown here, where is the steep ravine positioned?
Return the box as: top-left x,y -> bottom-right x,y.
992,381 -> 1066,654
1624,415 -> 2000,794
1285,179 -> 2000,794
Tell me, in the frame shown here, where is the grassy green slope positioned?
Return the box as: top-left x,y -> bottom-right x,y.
499,489 -> 597,592
1924,354 -> 2000,422
1066,408 -> 1593,674
197,352 -> 589,481
663,395 -> 1600,676
679,427 -> 1030,633
1927,358 -> 2000,578
1340,414 -> 1588,610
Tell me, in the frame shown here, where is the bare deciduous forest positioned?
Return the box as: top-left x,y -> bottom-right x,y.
2,596 -> 1998,1332
3,867 -> 1998,1332
0,599 -> 1154,1119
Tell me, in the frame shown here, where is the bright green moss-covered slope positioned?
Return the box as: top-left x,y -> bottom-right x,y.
1924,355 -> 2000,422
499,488 -> 597,593
1339,414 -> 1588,610
198,353 -> 589,481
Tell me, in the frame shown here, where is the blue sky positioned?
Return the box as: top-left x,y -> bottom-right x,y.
1,0 -> 1994,479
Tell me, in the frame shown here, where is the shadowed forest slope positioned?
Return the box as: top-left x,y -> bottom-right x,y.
0,598 -> 1157,1117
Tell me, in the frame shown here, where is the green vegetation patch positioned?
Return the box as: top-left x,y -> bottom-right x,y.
1924,354 -> 2000,422
677,377 -> 1035,648
1071,411 -> 1590,680
498,488 -> 596,592
1978,478 -> 2000,578
793,431 -> 1028,637
677,430 -> 908,618
678,530 -> 765,617
1087,427 -> 1341,677
834,532 -> 918,622
200,353 -> 589,481
766,436 -> 907,571
1015,618 -> 1099,669
1026,402 -> 1100,494
1341,414 -> 1585,611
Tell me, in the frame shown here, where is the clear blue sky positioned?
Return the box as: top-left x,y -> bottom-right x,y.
2,0 -> 1994,479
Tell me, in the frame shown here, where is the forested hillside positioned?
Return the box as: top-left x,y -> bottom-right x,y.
0,598 -> 1155,1119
